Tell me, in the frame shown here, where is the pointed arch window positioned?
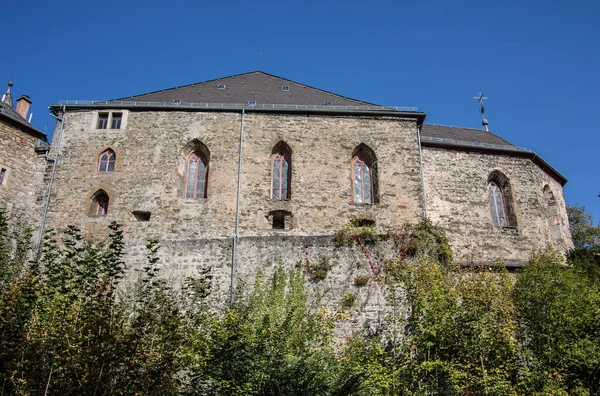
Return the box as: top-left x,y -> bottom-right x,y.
352,144 -> 378,204
488,181 -> 507,227
90,190 -> 109,217
98,149 -> 115,172
186,152 -> 208,199
353,156 -> 373,204
271,142 -> 292,200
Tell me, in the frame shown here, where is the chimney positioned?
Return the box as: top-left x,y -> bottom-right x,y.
16,95 -> 32,119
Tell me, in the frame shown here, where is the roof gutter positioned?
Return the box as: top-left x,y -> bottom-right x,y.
49,103 -> 427,124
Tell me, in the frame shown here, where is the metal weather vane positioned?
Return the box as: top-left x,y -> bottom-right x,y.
474,92 -> 489,131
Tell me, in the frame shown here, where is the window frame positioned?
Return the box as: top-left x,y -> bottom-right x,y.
185,152 -> 208,199
271,151 -> 290,200
97,113 -> 109,129
110,112 -> 122,129
352,155 -> 374,204
98,149 -> 116,172
89,190 -> 110,217
488,181 -> 507,227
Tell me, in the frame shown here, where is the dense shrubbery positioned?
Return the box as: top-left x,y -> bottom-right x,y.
0,210 -> 599,395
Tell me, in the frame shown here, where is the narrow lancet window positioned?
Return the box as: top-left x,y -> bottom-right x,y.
488,181 -> 507,226
186,152 -> 208,199
272,153 -> 289,199
98,149 -> 116,172
271,142 -> 292,200
353,156 -> 373,204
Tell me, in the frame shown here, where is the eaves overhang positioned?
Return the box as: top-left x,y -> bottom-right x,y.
49,101 -> 427,123
420,136 -> 567,186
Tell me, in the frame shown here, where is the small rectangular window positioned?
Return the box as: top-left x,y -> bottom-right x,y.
323,101 -> 332,106
111,113 -> 122,129
273,215 -> 285,229
0,168 -> 6,185
172,99 -> 181,104
97,113 -> 109,129
217,84 -> 226,89
281,86 -> 290,92
248,101 -> 256,106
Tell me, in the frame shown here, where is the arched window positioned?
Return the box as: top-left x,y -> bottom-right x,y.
271,141 -> 292,200
90,190 -> 109,216
98,149 -> 116,172
488,171 -> 517,227
488,182 -> 507,226
352,144 -> 378,204
186,152 -> 208,199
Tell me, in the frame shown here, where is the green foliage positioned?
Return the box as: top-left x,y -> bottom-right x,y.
0,218 -> 184,395
567,204 -> 600,282
333,220 -> 380,247
353,274 -> 370,287
400,218 -> 453,265
182,266 -> 343,395
567,204 -> 600,250
514,249 -> 600,394
341,292 -> 357,308
298,256 -> 333,282
1,209 -> 598,395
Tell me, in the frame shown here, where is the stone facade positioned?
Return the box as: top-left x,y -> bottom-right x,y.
422,147 -> 572,264
0,87 -> 48,235
40,72 -> 572,307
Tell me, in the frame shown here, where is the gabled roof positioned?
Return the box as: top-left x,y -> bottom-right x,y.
115,71 -> 377,106
420,124 -> 567,186
0,99 -> 47,141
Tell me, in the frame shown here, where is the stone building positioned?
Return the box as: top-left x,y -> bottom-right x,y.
0,81 -> 49,233
43,71 -> 571,301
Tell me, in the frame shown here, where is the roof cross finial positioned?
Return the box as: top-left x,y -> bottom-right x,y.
474,92 -> 489,131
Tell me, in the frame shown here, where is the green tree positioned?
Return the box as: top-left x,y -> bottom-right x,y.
514,249 -> 600,395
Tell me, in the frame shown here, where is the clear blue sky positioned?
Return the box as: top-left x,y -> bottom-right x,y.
2,0 -> 599,221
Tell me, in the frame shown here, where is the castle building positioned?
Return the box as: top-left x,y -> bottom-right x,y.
44,71 -> 571,296
0,81 -> 49,232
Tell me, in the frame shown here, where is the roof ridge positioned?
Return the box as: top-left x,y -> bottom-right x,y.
113,70 -> 378,106
424,123 -> 494,133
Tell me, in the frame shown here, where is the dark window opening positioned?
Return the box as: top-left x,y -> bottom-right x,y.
97,113 -> 109,129
268,210 -> 293,230
89,190 -> 109,217
111,113 -> 122,129
217,84 -> 226,89
133,211 -> 151,221
273,214 -> 285,229
0,168 -> 6,185
352,218 -> 375,227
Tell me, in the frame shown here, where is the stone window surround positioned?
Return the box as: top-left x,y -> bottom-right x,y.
91,110 -> 129,130
185,151 -> 208,199
351,143 -> 379,205
270,141 -> 292,200
266,210 -> 293,230
487,170 -> 519,229
98,148 -> 116,172
85,186 -> 115,218
92,146 -> 123,173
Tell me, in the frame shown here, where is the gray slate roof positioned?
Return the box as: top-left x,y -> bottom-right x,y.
116,71 -> 378,107
0,99 -> 46,140
421,124 -> 515,148
420,123 -> 567,186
